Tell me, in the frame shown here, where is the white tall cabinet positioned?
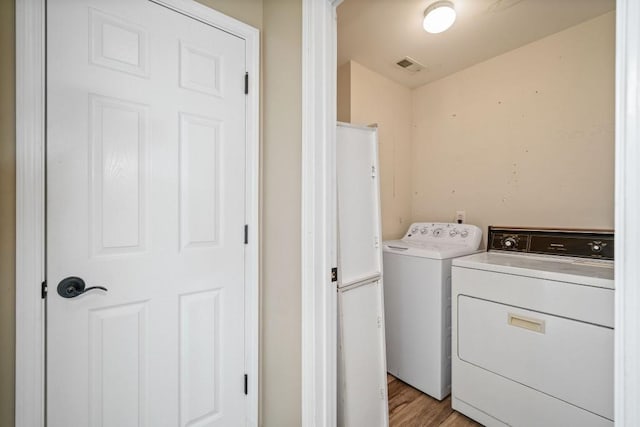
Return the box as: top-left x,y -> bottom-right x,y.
336,123 -> 389,427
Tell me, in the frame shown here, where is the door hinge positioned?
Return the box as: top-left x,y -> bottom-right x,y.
41,280 -> 47,299
331,267 -> 338,282
244,72 -> 249,94
244,224 -> 249,244
244,374 -> 248,395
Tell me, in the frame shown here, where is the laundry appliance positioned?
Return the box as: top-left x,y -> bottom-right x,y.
383,222 -> 482,400
452,226 -> 614,427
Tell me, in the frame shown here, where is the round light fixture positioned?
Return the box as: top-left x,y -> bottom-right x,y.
423,1 -> 456,34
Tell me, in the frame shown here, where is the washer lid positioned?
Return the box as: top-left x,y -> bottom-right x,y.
452,251 -> 614,289
383,240 -> 481,260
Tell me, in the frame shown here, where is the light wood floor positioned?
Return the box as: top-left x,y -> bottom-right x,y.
387,375 -> 483,427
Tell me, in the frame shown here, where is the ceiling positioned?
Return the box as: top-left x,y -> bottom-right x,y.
337,0 -> 615,88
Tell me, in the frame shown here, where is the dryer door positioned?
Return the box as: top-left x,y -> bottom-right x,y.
458,295 -> 613,420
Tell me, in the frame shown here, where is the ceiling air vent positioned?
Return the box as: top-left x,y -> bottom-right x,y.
395,57 -> 425,73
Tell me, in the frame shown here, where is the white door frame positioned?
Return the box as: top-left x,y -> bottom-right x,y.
614,1 -> 640,425
301,0 -> 640,426
301,1 -> 341,426
15,1 -> 260,425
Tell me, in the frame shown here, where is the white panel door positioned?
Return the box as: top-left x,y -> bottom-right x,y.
336,124 -> 382,287
47,1 -> 248,426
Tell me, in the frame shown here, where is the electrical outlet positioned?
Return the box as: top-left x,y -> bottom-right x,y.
456,211 -> 466,224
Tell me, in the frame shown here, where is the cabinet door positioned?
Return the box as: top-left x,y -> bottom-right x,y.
336,124 -> 382,287
338,280 -> 389,427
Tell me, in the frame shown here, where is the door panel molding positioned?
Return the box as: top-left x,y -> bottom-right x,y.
15,1 -> 260,425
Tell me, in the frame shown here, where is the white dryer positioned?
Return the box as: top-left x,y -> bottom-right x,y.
452,227 -> 614,427
383,222 -> 481,400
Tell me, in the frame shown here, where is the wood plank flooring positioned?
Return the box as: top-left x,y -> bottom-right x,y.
387,375 -> 483,427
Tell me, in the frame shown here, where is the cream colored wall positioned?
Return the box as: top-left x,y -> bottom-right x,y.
343,60 -> 413,240
337,62 -> 351,122
0,1 -> 15,426
260,0 -> 301,425
411,12 -> 615,245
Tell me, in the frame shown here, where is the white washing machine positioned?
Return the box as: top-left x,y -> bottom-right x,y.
452,227 -> 614,427
382,222 -> 482,400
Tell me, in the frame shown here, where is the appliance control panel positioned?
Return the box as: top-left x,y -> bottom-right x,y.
488,226 -> 614,260
403,222 -> 482,248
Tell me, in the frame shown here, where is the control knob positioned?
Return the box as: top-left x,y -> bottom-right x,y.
433,228 -> 443,237
411,226 -> 419,234
503,236 -> 518,249
460,230 -> 469,238
589,241 -> 606,254
420,227 -> 428,234
449,229 -> 458,237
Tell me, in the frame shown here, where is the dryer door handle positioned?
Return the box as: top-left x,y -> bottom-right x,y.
508,313 -> 545,334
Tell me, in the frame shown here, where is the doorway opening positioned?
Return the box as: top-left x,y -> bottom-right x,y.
301,0 -> 640,426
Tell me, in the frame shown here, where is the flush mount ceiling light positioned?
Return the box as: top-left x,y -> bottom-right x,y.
423,0 -> 457,34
